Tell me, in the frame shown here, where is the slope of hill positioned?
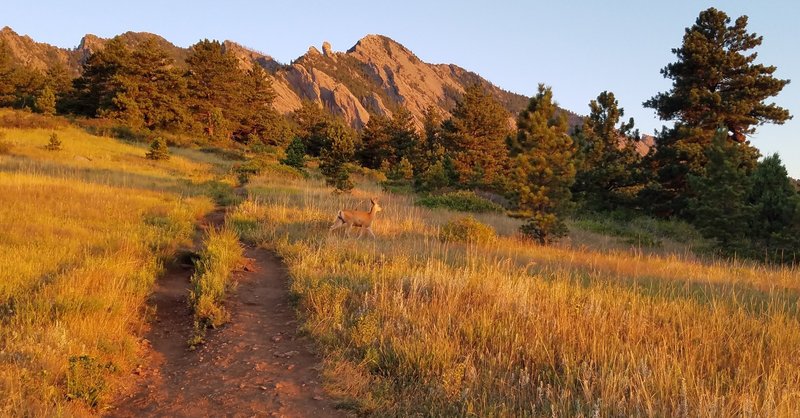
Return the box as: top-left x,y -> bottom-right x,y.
1,27 -> 583,129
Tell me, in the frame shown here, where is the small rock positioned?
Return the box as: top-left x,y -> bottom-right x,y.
286,364 -> 295,371
283,350 -> 299,358
271,335 -> 282,343
239,383 -> 246,389
313,395 -> 324,401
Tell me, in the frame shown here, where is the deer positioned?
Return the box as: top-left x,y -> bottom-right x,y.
329,197 -> 382,239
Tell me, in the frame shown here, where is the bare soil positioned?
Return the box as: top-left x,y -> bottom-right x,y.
106,211 -> 346,417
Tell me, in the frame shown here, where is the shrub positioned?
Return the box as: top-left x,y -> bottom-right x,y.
280,137 -> 306,169
146,137 -> 170,160
0,110 -> 65,130
417,190 -> 504,213
45,132 -> 62,151
440,216 -> 496,244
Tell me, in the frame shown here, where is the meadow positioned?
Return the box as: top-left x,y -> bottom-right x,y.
230,171 -> 800,417
0,116 -> 228,415
2,111 -> 799,417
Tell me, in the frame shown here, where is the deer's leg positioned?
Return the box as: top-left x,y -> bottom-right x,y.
367,227 -> 376,239
345,224 -> 354,237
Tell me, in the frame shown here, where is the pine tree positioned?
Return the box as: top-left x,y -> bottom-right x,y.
441,84 -> 511,190
146,137 -> 170,160
107,38 -> 189,131
0,40 -> 16,107
510,84 -> 576,243
280,137 -> 306,169
45,132 -> 62,151
292,100 -> 333,156
235,65 -> 289,145
0,40 -> 46,110
387,108 -> 419,165
687,130 -> 752,253
572,91 -> 642,210
66,38 -> 132,116
319,121 -> 356,193
185,40 -> 245,140
35,86 -> 57,115
747,154 -> 800,262
358,114 -> 392,169
643,8 -> 791,216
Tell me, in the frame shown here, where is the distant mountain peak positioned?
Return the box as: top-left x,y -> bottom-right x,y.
2,27 -> 577,131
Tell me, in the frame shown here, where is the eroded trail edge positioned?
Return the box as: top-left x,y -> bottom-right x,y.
107,211 -> 344,417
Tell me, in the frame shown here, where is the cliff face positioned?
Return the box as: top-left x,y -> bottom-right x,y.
1,26 -> 78,75
272,35 -> 534,128
2,27 -> 581,130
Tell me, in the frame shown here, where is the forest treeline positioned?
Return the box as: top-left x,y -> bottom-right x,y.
0,8 -> 795,261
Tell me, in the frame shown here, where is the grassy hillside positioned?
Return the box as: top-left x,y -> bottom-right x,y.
230,170 -> 800,417
0,113 -> 234,415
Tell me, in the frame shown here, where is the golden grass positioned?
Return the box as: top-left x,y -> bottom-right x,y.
189,227 -> 243,341
231,174 -> 800,417
0,123 -> 215,415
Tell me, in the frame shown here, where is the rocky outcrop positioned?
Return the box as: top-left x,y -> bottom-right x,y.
1,26 -> 77,74
284,65 -> 370,127
2,27 -> 579,131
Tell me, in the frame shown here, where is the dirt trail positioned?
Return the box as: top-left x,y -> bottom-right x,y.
107,211 -> 345,417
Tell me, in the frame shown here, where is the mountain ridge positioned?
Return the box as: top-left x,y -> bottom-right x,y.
1,26 -> 582,130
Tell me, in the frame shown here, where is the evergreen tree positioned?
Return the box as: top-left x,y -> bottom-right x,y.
358,114 -> 392,169
510,84 -> 576,243
34,86 -> 57,115
441,84 -> 511,190
572,91 -> 641,210
98,38 -> 190,131
387,108 -> 419,165
412,106 -> 448,190
319,121 -> 356,193
280,137 -> 306,169
146,137 -> 170,160
185,39 -> 245,140
747,154 -> 800,262
0,40 -> 46,110
45,132 -> 62,151
235,65 -> 289,145
687,130 -> 752,253
0,40 -> 16,107
293,100 -> 333,156
66,38 -> 132,116
643,8 -> 791,216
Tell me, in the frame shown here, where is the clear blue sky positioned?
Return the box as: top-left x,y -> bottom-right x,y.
5,0 -> 799,176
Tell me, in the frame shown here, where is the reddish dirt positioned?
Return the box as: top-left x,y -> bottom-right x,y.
106,211 -> 346,417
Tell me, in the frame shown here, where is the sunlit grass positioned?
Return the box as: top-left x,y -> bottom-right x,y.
0,123 -> 216,416
231,173 -> 800,417
189,227 -> 243,344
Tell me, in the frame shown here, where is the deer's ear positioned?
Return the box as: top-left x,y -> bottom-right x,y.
371,197 -> 376,204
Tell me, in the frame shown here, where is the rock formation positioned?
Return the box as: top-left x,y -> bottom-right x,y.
1,27 -> 584,132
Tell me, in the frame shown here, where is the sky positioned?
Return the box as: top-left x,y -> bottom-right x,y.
4,0 -> 799,176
